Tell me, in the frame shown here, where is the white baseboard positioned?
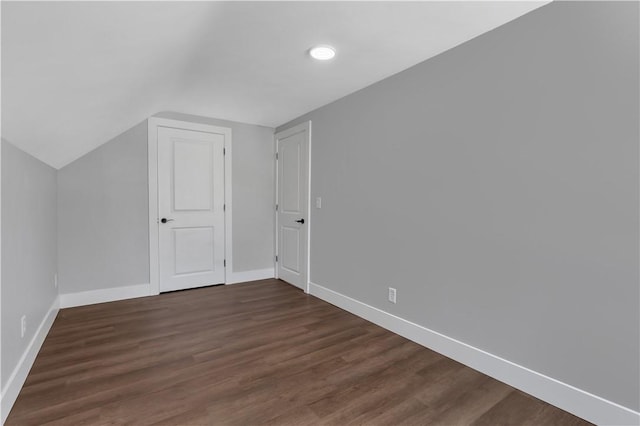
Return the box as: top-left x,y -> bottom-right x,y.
59,283 -> 152,308
1,297 -> 60,424
309,282 -> 640,426
227,268 -> 275,285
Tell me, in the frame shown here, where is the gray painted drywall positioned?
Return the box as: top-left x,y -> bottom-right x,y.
154,112 -> 275,273
1,140 -> 58,390
278,1 -> 639,411
57,113 -> 274,294
57,121 -> 149,294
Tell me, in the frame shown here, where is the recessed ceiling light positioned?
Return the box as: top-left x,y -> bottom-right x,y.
309,45 -> 336,61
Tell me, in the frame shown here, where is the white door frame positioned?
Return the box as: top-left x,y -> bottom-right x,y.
274,121 -> 311,293
148,117 -> 233,295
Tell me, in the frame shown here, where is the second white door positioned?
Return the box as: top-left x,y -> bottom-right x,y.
276,122 -> 310,291
158,126 -> 226,292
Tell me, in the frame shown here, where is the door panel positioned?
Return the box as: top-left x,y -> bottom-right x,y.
281,227 -> 300,273
158,127 -> 225,292
276,124 -> 309,290
173,140 -> 214,211
281,143 -> 301,213
174,227 -> 215,275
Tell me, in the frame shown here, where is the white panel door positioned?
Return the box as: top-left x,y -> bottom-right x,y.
158,127 -> 225,292
276,123 -> 309,290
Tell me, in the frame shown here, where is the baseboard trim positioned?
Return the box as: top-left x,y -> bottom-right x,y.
59,283 -> 152,308
309,282 -> 639,426
1,297 -> 59,424
227,268 -> 275,285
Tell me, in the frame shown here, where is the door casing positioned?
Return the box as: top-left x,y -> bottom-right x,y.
148,117 -> 233,295
274,121 -> 311,293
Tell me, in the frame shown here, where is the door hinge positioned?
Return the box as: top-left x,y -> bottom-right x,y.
224,259 -> 226,267
275,152 -> 278,160
275,204 -> 278,211
223,203 -> 226,211
223,148 -> 226,156
275,255 -> 278,262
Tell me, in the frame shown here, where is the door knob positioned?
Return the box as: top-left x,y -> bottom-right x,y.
161,218 -> 174,224
295,218 -> 305,224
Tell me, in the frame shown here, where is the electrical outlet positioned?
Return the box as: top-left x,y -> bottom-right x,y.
315,197 -> 322,209
54,273 -> 58,289
388,287 -> 397,304
21,315 -> 27,338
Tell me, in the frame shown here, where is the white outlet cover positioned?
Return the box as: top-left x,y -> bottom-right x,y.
388,287 -> 397,304
316,197 -> 322,209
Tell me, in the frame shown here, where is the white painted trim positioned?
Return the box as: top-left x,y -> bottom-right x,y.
226,268 -> 275,285
273,131 -> 278,281
148,117 -> 233,293
309,282 -> 640,426
0,38 -> 3,420
306,122 -> 312,294
274,121 -> 311,293
148,118 -> 159,296
223,128 -> 233,285
59,283 -> 152,308
1,297 -> 59,424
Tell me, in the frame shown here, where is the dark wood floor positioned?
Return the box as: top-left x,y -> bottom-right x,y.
7,279 -> 590,425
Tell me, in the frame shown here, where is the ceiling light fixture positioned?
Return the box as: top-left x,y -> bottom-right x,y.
309,45 -> 336,61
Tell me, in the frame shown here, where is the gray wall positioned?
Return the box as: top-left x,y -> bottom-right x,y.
58,113 -> 274,294
278,1 -> 639,411
1,140 -> 58,390
57,121 -> 149,294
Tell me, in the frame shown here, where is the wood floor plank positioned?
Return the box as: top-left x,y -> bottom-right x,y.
6,279 -> 591,425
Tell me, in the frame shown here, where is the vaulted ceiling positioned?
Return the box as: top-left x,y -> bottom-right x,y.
2,1 -> 548,169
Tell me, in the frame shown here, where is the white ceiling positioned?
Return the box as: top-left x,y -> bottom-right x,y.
2,1 -> 549,169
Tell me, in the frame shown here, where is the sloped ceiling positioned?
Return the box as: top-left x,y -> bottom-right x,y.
2,1 -> 549,169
